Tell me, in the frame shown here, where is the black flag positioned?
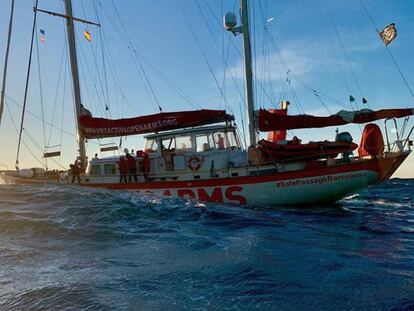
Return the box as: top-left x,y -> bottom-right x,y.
379,23 -> 397,46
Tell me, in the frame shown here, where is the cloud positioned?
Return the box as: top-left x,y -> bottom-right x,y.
224,26 -> 381,86
225,38 -> 335,84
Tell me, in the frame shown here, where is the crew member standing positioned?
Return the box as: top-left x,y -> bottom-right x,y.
70,160 -> 81,183
142,151 -> 150,182
126,153 -> 137,182
117,156 -> 127,183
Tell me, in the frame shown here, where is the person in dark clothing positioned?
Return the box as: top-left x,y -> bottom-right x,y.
142,151 -> 150,182
126,153 -> 137,182
117,156 -> 127,183
70,161 -> 81,183
136,150 -> 149,182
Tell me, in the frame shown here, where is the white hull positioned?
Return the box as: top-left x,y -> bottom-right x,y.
83,154 -> 408,206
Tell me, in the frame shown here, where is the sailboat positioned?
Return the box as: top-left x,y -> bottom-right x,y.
1,0 -> 413,206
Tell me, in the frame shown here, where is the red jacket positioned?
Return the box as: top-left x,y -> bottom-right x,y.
127,155 -> 136,169
117,158 -> 127,173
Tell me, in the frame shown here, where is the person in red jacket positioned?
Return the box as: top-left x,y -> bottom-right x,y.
126,153 -> 137,182
117,156 -> 127,183
142,151 -> 150,182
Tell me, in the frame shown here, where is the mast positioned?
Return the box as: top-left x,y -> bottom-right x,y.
224,0 -> 256,146
240,0 -> 256,146
63,0 -> 87,170
0,0 -> 16,128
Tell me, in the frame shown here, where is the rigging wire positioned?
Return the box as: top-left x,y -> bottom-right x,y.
194,0 -> 245,112
78,0 -> 111,116
15,0 -> 39,170
196,0 -> 245,104
75,35 -> 105,115
92,0 -> 112,116
0,0 -> 15,128
34,23 -> 48,168
314,0 -> 356,111
6,102 -> 47,168
359,0 -> 414,99
176,0 -> 229,110
194,0 -> 228,110
324,0 -> 368,107
105,0 -> 163,113
203,0 -> 274,107
47,40 -> 65,145
265,23 -> 351,112
257,0 -> 281,108
5,94 -> 99,143
60,52 -> 68,154
8,98 -> 66,169
219,0 -> 227,110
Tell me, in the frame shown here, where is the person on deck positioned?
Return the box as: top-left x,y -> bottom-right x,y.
117,156 -> 127,183
136,150 -> 150,182
69,160 -> 81,183
142,152 -> 150,182
216,134 -> 225,149
126,153 -> 137,182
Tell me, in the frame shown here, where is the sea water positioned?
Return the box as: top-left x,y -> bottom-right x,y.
0,179 -> 413,310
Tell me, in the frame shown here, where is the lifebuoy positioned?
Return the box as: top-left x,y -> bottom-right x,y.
187,156 -> 203,171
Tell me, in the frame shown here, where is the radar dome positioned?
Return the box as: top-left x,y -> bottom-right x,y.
224,12 -> 237,30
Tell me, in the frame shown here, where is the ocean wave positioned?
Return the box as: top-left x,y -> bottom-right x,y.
1,179 -> 413,309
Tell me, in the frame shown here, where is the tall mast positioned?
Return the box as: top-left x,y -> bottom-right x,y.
63,0 -> 86,170
240,0 -> 256,146
0,0 -> 16,128
224,0 -> 256,146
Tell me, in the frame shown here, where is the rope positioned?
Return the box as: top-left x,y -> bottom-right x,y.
176,0 -> 228,109
47,38 -> 67,146
315,0 -> 356,111
194,0 -> 229,110
5,94 -> 100,143
15,0 -> 39,170
92,0 -> 112,116
359,0 -> 414,98
34,23 -> 47,169
6,101 -> 47,168
0,0 -> 15,128
107,0 -> 163,113
325,0 -> 367,107
78,1 -> 111,116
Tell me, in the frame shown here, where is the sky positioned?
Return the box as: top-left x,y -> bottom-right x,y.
0,0 -> 413,177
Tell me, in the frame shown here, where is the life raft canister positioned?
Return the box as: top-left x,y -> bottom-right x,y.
187,156 -> 203,171
358,123 -> 384,157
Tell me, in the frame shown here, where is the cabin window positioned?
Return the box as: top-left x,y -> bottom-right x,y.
90,165 -> 102,175
161,138 -> 175,151
104,164 -> 116,175
226,131 -> 239,149
196,134 -> 213,152
176,135 -> 192,151
213,132 -> 227,150
145,139 -> 158,153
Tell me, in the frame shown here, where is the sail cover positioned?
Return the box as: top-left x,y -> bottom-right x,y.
258,108 -> 414,131
79,109 -> 232,139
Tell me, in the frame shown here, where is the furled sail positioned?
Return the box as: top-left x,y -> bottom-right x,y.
79,109 -> 233,139
258,108 -> 414,131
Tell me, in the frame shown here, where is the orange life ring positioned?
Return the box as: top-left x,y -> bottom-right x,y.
187,156 -> 203,171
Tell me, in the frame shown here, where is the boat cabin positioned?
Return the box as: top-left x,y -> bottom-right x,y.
85,124 -> 249,183
143,124 -> 247,177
